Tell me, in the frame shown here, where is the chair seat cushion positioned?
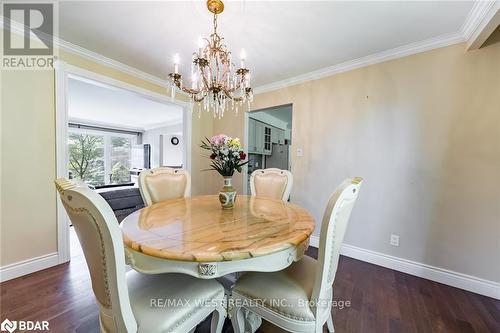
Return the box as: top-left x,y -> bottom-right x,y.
127,271 -> 225,333
232,255 -> 318,322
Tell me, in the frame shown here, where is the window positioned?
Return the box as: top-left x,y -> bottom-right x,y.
68,128 -> 138,187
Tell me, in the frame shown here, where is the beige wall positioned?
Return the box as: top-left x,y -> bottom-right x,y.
1,70 -> 58,265
217,42 -> 500,283
0,38 -> 206,266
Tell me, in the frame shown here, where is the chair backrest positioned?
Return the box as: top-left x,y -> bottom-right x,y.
250,168 -> 293,201
55,179 -> 137,333
311,177 -> 363,316
138,167 -> 191,206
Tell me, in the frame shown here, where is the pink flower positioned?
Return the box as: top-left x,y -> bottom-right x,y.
209,134 -> 228,145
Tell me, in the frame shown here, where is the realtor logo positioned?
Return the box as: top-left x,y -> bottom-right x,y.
0,319 -> 17,333
0,318 -> 49,332
3,3 -> 54,55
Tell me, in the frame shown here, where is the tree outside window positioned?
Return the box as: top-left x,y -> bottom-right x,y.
68,130 -> 134,187
110,136 -> 132,184
68,133 -> 105,186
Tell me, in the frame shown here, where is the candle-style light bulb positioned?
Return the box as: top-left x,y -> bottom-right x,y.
240,49 -> 246,68
197,36 -> 204,56
173,53 -> 180,74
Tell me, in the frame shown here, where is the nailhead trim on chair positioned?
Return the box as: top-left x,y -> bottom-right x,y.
327,200 -> 348,285
55,179 -> 112,309
61,202 -> 112,309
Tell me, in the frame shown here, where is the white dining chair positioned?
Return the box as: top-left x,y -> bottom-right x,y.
138,167 -> 191,206
250,168 -> 293,201
55,178 -> 225,333
230,177 -> 363,333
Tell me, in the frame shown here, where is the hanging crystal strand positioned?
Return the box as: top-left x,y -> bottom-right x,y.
191,54 -> 195,82
221,97 -> 225,119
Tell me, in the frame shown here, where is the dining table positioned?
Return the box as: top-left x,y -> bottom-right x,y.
121,194 -> 315,278
121,194 -> 315,331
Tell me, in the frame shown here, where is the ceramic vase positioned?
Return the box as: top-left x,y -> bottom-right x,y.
219,177 -> 237,209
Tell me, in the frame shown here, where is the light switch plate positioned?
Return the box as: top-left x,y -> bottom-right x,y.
296,148 -> 303,157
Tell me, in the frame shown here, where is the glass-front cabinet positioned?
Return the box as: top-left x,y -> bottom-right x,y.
248,118 -> 273,155
263,126 -> 272,154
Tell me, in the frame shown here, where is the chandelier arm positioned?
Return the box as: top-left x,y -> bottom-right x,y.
180,87 -> 202,95
193,94 -> 206,103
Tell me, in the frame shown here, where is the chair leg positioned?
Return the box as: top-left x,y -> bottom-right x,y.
211,305 -> 226,333
229,306 -> 245,333
327,313 -> 335,333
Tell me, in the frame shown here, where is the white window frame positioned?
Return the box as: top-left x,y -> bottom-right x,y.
68,127 -> 138,186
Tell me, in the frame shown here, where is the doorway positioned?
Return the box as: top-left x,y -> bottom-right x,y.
244,104 -> 293,194
55,61 -> 191,263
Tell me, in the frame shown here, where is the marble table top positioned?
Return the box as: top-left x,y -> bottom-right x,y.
121,195 -> 315,262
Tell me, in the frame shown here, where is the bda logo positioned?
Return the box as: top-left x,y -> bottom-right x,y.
0,319 -> 17,333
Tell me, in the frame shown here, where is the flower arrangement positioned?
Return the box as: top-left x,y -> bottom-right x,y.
201,134 -> 248,177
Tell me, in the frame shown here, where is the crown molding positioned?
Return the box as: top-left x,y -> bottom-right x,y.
465,1 -> 500,49
461,1 -> 498,40
3,2 -> 496,97
56,38 -> 171,88
253,31 -> 465,95
1,16 -> 171,89
254,1 -> 494,95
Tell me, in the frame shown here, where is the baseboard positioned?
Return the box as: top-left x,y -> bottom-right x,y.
0,252 -> 59,283
309,236 -> 500,300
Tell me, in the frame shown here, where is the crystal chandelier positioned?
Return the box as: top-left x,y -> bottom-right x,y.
169,0 -> 253,118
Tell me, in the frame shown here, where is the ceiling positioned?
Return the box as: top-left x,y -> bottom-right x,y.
256,104 -> 292,126
58,1 -> 475,88
68,77 -> 182,131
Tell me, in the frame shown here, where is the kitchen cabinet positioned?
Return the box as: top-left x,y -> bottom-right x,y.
277,130 -> 285,144
248,118 -> 257,153
248,118 -> 272,155
271,127 -> 279,143
255,121 -> 264,154
271,127 -> 286,144
263,126 -> 272,155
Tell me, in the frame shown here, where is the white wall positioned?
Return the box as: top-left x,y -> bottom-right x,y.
142,123 -> 183,168
161,134 -> 183,167
214,42 -> 500,288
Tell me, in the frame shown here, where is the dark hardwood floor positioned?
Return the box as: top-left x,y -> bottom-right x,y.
1,229 -> 499,333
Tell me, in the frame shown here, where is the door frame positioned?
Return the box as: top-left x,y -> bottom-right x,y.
54,60 -> 191,263
243,104 -> 293,195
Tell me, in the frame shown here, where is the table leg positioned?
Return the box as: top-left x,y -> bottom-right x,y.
242,309 -> 262,333
219,273 -> 262,333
